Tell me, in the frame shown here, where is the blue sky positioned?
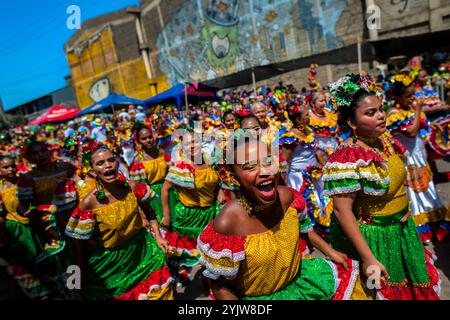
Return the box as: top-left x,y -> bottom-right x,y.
0,0 -> 139,111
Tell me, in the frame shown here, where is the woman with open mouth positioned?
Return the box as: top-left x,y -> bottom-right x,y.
161,130 -> 222,285
324,73 -> 440,299
130,122 -> 176,224
280,101 -> 332,238
64,142 -> 173,300
198,130 -> 371,300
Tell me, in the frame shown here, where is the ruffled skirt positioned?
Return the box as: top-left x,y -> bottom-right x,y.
164,200 -> 220,267
243,258 -> 361,300
330,210 -> 440,300
83,229 -> 173,300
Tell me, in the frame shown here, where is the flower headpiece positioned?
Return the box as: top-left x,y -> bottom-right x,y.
308,64 -> 320,92
328,73 -> 383,108
287,101 -> 303,117
389,71 -> 416,87
81,140 -> 102,170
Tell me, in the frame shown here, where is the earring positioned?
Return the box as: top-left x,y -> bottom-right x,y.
352,128 -> 358,143
95,177 -> 106,201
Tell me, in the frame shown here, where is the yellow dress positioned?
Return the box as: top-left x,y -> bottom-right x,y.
164,162 -> 221,267
65,182 -> 173,300
1,184 -> 52,298
198,188 -> 367,300
323,134 -> 441,299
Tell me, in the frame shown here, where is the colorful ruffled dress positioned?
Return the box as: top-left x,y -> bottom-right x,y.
198,188 -> 369,300
16,166 -> 74,261
386,108 -> 446,236
164,161 -> 220,267
309,109 -> 340,156
0,184 -> 54,299
323,133 -> 440,299
129,155 -> 176,223
416,85 -> 450,160
280,129 -> 332,233
64,182 -> 173,300
117,131 -> 135,167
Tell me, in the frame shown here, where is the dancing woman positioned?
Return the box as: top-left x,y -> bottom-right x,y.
0,156 -> 55,299
198,131 -> 368,300
65,142 -> 173,300
129,122 -> 174,223
386,71 -> 447,243
161,130 -> 221,279
280,103 -> 331,235
308,91 -> 340,156
324,73 -> 440,299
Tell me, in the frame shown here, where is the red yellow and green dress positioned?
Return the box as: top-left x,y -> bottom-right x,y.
386,107 -> 447,238
129,154 -> 176,223
65,182 -> 173,300
0,183 -> 54,299
16,164 -> 75,261
323,133 -> 440,299
309,108 -> 340,156
198,188 -> 368,300
280,128 -> 333,234
164,161 -> 220,267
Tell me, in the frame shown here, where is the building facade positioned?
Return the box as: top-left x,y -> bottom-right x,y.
64,0 -> 450,108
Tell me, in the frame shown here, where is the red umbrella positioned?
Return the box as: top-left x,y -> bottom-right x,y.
27,105 -> 80,126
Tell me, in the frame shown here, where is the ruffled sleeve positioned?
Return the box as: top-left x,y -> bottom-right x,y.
289,187 -> 313,233
133,182 -> 157,202
386,109 -> 430,139
65,207 -> 96,240
165,161 -> 195,188
129,162 -> 146,182
16,177 -> 34,201
197,221 -> 246,280
323,145 -> 390,197
52,179 -> 77,213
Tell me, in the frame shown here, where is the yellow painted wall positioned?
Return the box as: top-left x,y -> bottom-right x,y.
67,27 -> 170,109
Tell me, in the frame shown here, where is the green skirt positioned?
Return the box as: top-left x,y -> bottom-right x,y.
330,209 -> 433,286
4,219 -> 55,299
83,229 -> 171,299
243,259 -> 342,300
165,199 -> 220,267
149,182 -> 178,223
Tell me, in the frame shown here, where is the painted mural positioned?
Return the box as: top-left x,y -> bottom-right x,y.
156,0 -> 348,85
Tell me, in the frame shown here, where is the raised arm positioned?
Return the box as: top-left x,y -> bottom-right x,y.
404,98 -> 424,138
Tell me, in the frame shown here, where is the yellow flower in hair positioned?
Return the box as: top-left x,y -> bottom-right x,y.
391,74 -> 414,87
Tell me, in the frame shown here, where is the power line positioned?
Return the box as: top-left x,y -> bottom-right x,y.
0,65 -> 69,90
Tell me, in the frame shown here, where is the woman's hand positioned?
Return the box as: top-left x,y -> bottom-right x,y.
217,189 -> 227,206
411,97 -> 424,112
156,236 -> 169,252
362,256 -> 390,280
160,216 -> 171,229
326,249 -> 348,270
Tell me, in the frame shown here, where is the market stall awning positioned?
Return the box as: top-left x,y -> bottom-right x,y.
144,83 -> 218,110
27,105 -> 80,126
78,93 -> 145,115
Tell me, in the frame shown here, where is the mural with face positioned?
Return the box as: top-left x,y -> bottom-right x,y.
155,0 -> 348,85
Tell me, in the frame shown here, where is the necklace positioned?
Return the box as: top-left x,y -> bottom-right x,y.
236,194 -> 273,216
